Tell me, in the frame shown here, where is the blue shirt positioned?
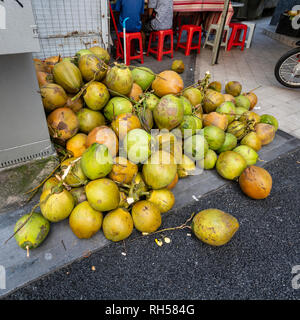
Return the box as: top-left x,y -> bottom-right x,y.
114,0 -> 145,33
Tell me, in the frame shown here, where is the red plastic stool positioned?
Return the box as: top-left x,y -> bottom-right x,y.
227,23 -> 248,51
116,32 -> 144,65
176,24 -> 202,56
173,13 -> 194,36
147,29 -> 174,61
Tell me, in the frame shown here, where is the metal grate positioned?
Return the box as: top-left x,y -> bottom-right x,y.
31,0 -> 109,59
0,149 -> 53,169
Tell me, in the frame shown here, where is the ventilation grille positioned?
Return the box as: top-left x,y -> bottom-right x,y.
0,150 -> 53,169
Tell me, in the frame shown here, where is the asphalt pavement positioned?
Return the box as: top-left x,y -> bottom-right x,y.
4,146 -> 300,300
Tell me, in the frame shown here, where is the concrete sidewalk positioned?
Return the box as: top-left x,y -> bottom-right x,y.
194,17 -> 300,138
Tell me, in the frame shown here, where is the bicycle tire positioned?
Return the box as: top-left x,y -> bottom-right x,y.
274,47 -> 300,88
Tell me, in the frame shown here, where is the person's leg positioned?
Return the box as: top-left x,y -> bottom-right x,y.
140,20 -> 154,53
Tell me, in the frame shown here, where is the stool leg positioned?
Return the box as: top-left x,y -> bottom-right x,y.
147,33 -> 152,56
227,28 -> 235,51
246,25 -> 254,48
170,33 -> 174,58
224,29 -> 229,51
241,28 -> 247,51
235,29 -> 241,44
203,25 -> 212,48
157,34 -> 163,61
176,27 -> 183,51
185,30 -> 193,56
139,36 -> 144,64
197,29 -> 202,53
126,37 -> 131,65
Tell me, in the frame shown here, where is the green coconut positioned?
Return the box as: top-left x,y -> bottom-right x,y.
132,200 -> 162,233
180,96 -> 193,115
180,115 -> 203,138
227,120 -> 247,140
153,94 -> 184,130
203,89 -> 225,113
78,54 -> 107,82
233,145 -> 258,166
260,114 -> 279,131
203,125 -> 226,151
216,151 -> 247,180
75,49 -> 93,64
40,187 -> 75,222
77,108 -> 105,134
184,134 -> 209,160
60,157 -> 87,187
139,107 -> 154,131
171,60 -> 185,74
40,83 -> 68,113
145,93 -> 160,111
177,154 -> 196,178
123,129 -> 154,164
89,46 -> 110,64
216,132 -> 237,153
240,132 -> 262,152
198,149 -> 218,170
235,107 -> 248,118
69,201 -> 103,239
70,187 -> 87,205
225,81 -> 242,97
223,94 -> 236,104
192,209 -> 239,246
53,60 -> 83,93
102,208 -> 133,242
42,177 -> 60,192
183,87 -> 203,106
235,95 -> 251,110
131,66 -> 155,91
216,101 -> 236,124
105,65 -> 133,96
142,151 -> 177,190
14,212 -> 50,250
80,143 -> 113,180
83,81 -> 110,111
104,97 -> 133,121
208,81 -> 222,92
85,178 -> 120,212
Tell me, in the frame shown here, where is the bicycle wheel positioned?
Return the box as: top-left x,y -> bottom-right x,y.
274,47 -> 300,88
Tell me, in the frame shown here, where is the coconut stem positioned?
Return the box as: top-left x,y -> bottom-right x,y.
127,212 -> 196,244
26,245 -> 30,258
248,85 -> 262,93
176,72 -> 211,96
107,89 -> 136,104
25,153 -> 68,195
71,74 -> 97,102
5,185 -> 61,245
4,202 -> 39,245
6,152 -> 75,245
